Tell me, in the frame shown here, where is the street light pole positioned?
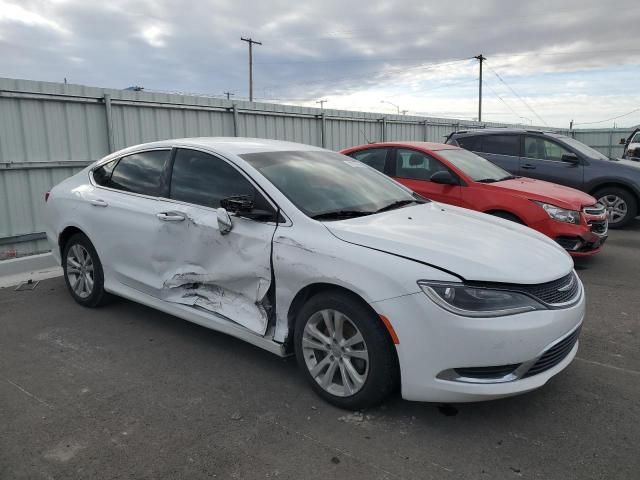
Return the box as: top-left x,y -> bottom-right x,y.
241,37 -> 262,102
381,100 -> 400,114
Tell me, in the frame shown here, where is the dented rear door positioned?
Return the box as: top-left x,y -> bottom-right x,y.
148,148 -> 277,335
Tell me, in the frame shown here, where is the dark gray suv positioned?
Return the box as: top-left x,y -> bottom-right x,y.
446,128 -> 640,228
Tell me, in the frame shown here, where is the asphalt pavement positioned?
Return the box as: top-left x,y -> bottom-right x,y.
1,221 -> 639,479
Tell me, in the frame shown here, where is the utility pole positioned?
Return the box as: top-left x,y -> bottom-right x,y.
316,99 -> 327,109
474,54 -> 486,122
241,37 -> 262,102
224,91 -> 235,100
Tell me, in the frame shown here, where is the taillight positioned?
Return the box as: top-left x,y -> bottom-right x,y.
45,191 -> 50,202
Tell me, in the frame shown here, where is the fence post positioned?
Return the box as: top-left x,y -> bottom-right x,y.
608,131 -> 613,159
320,113 -> 326,148
232,103 -> 239,137
423,120 -> 429,141
103,94 -> 115,152
381,117 -> 386,142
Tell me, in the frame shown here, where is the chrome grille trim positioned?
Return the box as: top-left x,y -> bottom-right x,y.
583,203 -> 606,216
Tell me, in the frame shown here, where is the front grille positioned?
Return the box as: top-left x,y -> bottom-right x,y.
523,326 -> 581,377
454,364 -> 520,380
512,272 -> 580,306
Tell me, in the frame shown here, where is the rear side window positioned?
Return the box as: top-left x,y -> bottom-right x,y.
93,159 -> 118,186
481,135 -> 520,156
456,136 -> 482,152
107,150 -> 170,196
349,148 -> 388,172
169,148 -> 256,209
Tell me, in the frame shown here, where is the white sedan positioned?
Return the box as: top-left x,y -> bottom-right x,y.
45,138 -> 584,409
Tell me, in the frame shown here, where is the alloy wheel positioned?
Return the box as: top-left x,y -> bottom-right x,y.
301,309 -> 369,397
66,244 -> 95,299
598,194 -> 627,224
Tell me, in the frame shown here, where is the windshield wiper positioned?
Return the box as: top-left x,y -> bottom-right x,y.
498,175 -> 520,181
476,178 -> 499,183
375,199 -> 423,213
311,210 -> 374,220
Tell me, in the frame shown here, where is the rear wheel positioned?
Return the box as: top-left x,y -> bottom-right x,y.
595,187 -> 638,229
62,233 -> 109,307
294,290 -> 398,409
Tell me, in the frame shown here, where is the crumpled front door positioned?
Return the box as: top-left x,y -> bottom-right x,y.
148,200 -> 276,335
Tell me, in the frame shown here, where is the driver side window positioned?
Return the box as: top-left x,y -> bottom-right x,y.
395,149 -> 448,181
524,137 -> 571,162
170,148 -> 273,216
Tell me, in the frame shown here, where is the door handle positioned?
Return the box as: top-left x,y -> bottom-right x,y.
89,199 -> 108,207
521,164 -> 537,170
156,212 -> 186,222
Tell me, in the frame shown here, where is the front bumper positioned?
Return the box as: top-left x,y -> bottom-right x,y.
373,277 -> 585,403
529,216 -> 607,257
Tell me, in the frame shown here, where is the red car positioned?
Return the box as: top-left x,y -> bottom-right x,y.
341,142 -> 608,257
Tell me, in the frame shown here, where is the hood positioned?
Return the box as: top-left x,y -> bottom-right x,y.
325,202 -> 573,284
485,177 -> 596,210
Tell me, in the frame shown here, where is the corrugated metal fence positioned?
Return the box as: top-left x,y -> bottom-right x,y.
0,76 -> 633,258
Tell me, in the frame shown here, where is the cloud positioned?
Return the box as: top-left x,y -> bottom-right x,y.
0,0 -> 638,127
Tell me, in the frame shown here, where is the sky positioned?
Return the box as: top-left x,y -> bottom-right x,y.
1,0 -> 639,128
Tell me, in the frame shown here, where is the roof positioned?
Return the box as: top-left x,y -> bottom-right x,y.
111,137 -> 326,158
343,141 -> 459,152
450,128 -> 565,137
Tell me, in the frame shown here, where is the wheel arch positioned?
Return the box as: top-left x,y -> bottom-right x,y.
58,226 -> 87,257
589,182 -> 640,203
285,282 -> 399,357
483,209 -> 526,225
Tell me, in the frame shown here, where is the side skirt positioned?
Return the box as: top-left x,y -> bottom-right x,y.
106,281 -> 287,357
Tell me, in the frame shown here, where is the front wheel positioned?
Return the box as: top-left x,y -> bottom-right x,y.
62,233 -> 109,307
294,290 -> 398,410
595,187 -> 638,229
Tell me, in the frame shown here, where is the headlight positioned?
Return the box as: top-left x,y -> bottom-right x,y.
534,201 -> 580,224
418,281 -> 546,317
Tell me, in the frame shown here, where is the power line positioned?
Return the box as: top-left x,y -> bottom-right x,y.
574,107 -> 640,126
485,62 -> 549,126
484,82 -> 524,120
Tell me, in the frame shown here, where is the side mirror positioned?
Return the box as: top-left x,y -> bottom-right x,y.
216,208 -> 233,235
620,138 -> 627,145
430,170 -> 459,185
561,153 -> 580,164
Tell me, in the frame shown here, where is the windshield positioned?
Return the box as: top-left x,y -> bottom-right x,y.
631,132 -> 640,143
558,136 -> 609,160
436,148 -> 513,182
241,150 -> 423,218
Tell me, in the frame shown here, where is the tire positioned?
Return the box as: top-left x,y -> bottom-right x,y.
294,290 -> 399,410
62,233 -> 109,307
594,187 -> 638,229
488,211 -> 524,224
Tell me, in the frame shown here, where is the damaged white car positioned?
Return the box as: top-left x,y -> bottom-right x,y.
45,138 -> 585,409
